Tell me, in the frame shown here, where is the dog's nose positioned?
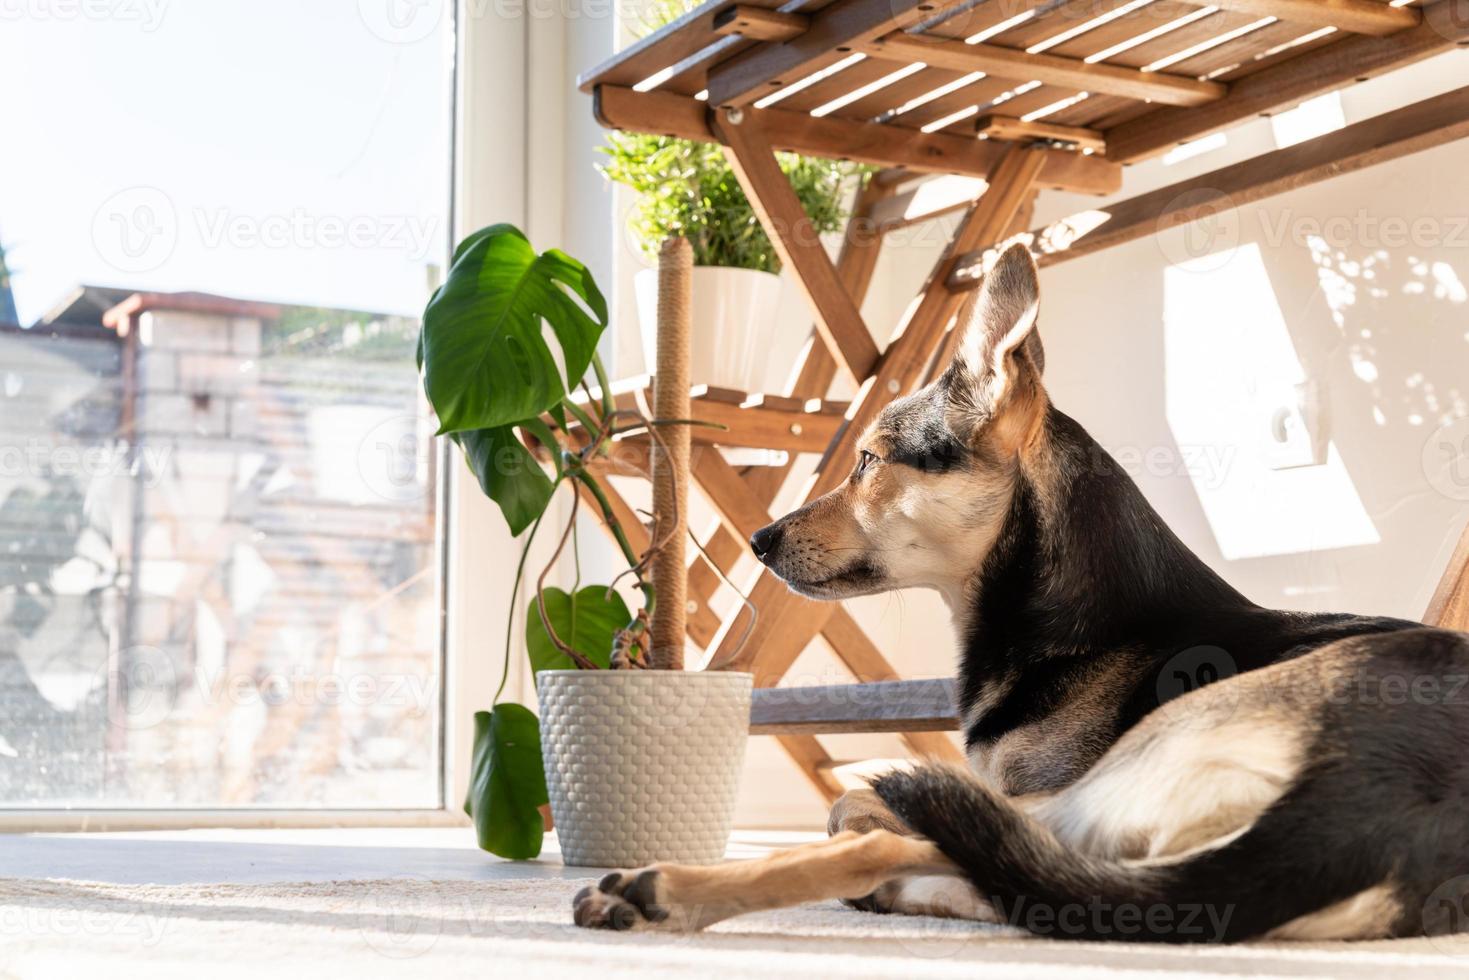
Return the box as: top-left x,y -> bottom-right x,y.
750,524 -> 784,562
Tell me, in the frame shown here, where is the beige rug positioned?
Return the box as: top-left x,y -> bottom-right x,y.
4,876 -> 1469,979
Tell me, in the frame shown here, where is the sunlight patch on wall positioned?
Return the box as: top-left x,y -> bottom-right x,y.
1164,243 -> 1379,560
1270,92 -> 1345,149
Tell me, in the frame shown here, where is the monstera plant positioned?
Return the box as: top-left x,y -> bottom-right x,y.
419,224 -> 683,859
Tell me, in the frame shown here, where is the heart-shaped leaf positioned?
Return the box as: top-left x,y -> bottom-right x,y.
525,585 -> 630,673
451,425 -> 555,536
421,224 -> 607,434
463,703 -> 549,860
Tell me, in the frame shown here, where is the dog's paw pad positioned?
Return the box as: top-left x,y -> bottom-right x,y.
572,868 -> 669,929
621,869 -> 670,923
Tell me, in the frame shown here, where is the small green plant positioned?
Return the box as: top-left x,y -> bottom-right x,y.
600,135 -> 859,272
596,0 -> 864,272
419,224 -> 694,859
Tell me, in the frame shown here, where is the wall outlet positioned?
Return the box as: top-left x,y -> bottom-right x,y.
1261,380 -> 1328,470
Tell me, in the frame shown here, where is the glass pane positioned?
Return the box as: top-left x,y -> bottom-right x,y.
0,5 -> 450,808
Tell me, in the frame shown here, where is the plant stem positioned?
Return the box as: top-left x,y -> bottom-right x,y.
496,487 -> 554,705
591,351 -> 615,424
563,399 -> 600,438
573,467 -> 656,627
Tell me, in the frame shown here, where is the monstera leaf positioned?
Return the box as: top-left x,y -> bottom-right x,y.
450,426 -> 555,536
525,585 -> 630,673
463,704 -> 549,859
421,224 -> 607,435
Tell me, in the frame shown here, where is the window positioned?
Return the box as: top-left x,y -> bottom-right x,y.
0,5 -> 451,808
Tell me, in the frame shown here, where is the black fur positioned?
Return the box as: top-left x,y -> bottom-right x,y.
959,407 -> 1418,789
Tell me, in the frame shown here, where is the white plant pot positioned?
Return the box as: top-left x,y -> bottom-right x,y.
537,669 -> 753,867
635,266 -> 784,393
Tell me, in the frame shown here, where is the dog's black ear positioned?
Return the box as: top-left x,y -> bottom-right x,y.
942,243 -> 1044,438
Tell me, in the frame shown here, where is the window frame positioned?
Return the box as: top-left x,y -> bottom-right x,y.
1,5 -> 467,831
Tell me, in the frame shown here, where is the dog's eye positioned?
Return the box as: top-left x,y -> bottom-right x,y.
856,450 -> 879,476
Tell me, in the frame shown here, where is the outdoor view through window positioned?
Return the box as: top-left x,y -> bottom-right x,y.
0,5 -> 451,807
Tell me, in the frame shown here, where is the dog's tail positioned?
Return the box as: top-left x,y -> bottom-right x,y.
870,765 -> 1334,943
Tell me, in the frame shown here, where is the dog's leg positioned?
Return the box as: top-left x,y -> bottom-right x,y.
826,787 -> 991,920
829,786 -> 1047,921
573,830 -> 960,932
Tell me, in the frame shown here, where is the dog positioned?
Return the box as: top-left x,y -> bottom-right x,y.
572,243 -> 1469,943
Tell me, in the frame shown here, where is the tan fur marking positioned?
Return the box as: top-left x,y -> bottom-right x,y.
879,874 -> 998,923
1265,883 -> 1402,940
1034,662 -> 1317,862
827,787 -> 910,837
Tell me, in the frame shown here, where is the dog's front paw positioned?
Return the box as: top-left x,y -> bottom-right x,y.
573,868 -> 671,931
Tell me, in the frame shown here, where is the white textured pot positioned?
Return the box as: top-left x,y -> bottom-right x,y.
634,266 -> 784,393
537,669 -> 753,868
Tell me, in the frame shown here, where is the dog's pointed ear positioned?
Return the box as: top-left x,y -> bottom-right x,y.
942,243 -> 1045,444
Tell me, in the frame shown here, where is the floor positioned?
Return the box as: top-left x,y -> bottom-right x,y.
0,826 -> 822,885
4,828 -> 1469,979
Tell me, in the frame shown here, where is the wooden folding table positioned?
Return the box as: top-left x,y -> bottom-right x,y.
576,0 -> 1469,799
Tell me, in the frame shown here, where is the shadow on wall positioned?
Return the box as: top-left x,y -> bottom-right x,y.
1166,209 -> 1469,610
1038,161 -> 1469,621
